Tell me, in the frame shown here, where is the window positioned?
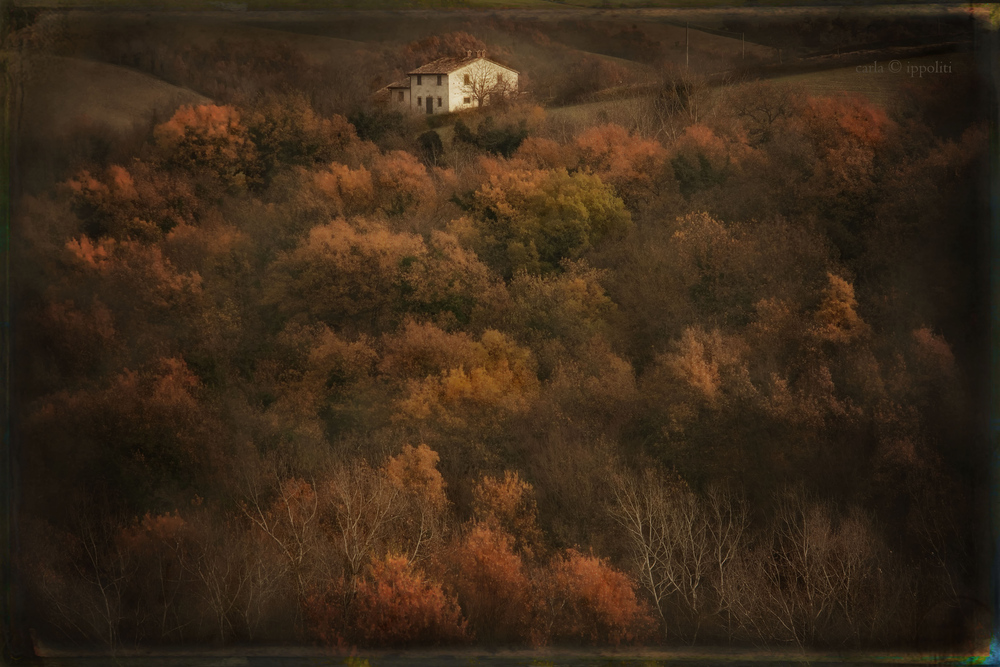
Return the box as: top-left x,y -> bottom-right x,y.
398,91 -> 404,102
464,74 -> 470,85
417,96 -> 422,106
437,97 -> 442,107
463,97 -> 471,104
417,74 -> 422,86
437,74 -> 442,85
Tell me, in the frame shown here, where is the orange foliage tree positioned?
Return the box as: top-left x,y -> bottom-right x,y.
543,549 -> 653,645
266,220 -> 494,334
450,523 -> 534,645
371,150 -> 435,215
154,104 -> 259,188
353,555 -> 466,647
384,444 -> 450,562
64,161 -> 198,242
396,330 -> 539,429
471,470 -> 544,560
574,123 -> 668,206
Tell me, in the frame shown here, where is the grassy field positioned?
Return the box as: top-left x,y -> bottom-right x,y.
768,52 -> 972,104
19,0 -> 564,7
21,55 -> 210,139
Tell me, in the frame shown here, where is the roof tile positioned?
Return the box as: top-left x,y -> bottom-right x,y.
407,55 -> 518,75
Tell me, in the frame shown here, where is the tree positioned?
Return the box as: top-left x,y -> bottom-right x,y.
264,219 -> 424,332
371,150 -> 435,215
723,80 -> 803,147
453,117 -> 528,158
399,32 -> 489,72
754,489 -> 889,647
417,130 -> 444,166
63,162 -> 198,242
353,555 -> 466,647
323,462 -> 403,595
243,93 -> 356,183
383,444 -> 450,563
810,272 -> 868,345
472,471 -> 544,560
238,474 -> 321,606
544,549 -> 653,645
468,166 -> 631,277
396,329 -> 539,429
609,467 -> 748,641
450,523 -> 533,645
153,104 -> 259,189
574,124 -> 668,206
461,60 -> 511,109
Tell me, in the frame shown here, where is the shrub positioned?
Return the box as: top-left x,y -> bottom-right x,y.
418,130 -> 445,166
353,555 -> 466,647
453,117 -> 528,158
303,578 -> 349,648
451,524 -> 533,645
545,549 -> 653,645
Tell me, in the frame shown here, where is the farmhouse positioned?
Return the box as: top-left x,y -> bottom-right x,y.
382,50 -> 518,114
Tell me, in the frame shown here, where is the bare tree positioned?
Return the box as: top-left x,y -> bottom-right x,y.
238,465 -> 322,605
610,467 -> 750,643
609,467 -> 675,631
754,489 -> 889,647
187,519 -> 251,644
73,516 -> 137,652
601,68 -> 710,143
232,528 -> 288,641
462,60 -> 514,109
705,485 -> 749,628
323,461 -> 402,597
720,79 -> 801,147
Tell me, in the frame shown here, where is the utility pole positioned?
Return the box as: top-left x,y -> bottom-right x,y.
742,32 -> 745,59
686,23 -> 689,70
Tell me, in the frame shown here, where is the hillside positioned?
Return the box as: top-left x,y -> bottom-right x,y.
21,55 -> 210,138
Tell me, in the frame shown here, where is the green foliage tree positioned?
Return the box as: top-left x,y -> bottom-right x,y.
467,166 -> 631,277
453,117 -> 528,158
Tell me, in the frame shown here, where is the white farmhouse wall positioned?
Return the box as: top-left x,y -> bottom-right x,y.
449,60 -> 518,112
409,73 -> 450,114
394,57 -> 519,115
447,69 -> 466,111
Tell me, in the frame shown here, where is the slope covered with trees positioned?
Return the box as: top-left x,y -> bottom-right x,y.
7,10 -> 991,656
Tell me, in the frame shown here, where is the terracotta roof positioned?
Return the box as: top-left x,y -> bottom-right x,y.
407,55 -> 518,75
385,78 -> 410,89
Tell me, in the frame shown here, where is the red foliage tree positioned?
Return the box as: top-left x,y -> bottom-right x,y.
450,523 -> 533,645
575,123 -> 668,205
543,549 -> 654,646
154,104 -> 259,188
353,555 -> 466,647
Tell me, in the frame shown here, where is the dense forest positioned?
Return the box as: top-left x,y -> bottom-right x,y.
6,7 -> 993,657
